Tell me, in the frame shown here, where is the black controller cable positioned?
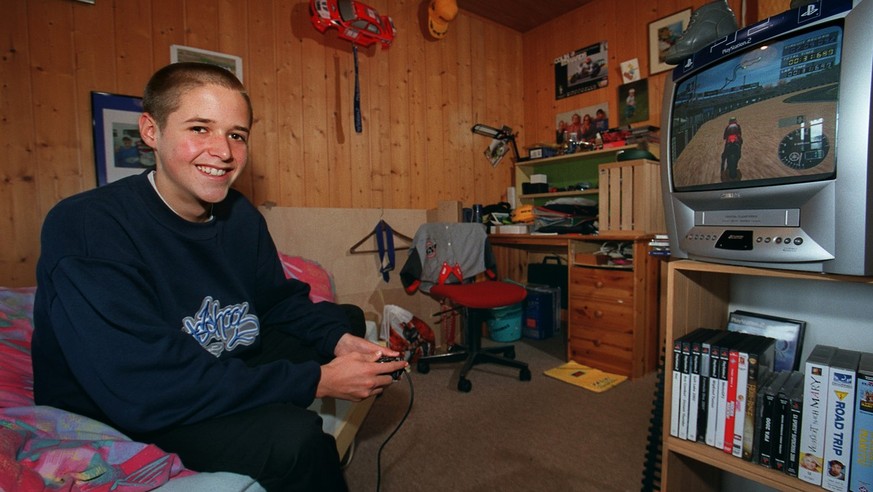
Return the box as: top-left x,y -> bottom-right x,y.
375,368 -> 413,492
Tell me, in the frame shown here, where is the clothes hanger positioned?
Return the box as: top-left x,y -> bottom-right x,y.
349,219 -> 414,282
348,219 -> 413,255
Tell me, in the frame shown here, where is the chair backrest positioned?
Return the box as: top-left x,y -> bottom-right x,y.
400,223 -> 495,294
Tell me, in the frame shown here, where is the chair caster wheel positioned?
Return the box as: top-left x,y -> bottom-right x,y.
458,377 -> 472,392
417,361 -> 430,374
520,367 -> 532,381
505,348 -> 516,360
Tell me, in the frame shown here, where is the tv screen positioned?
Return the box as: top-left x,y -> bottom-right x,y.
669,22 -> 842,192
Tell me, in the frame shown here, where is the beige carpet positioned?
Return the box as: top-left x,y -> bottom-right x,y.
342,336 -> 658,492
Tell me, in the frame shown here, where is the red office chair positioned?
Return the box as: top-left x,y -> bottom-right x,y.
400,223 -> 532,392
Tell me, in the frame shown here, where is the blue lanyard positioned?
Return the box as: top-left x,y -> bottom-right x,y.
375,221 -> 395,282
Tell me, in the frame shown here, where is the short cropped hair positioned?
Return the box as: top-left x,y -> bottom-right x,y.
143,62 -> 253,129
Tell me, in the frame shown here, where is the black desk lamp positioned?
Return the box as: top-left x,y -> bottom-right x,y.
471,123 -> 523,162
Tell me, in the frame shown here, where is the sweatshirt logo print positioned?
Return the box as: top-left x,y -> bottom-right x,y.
182,296 -> 260,357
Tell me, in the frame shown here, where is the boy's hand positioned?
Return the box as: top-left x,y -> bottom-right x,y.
316,350 -> 408,401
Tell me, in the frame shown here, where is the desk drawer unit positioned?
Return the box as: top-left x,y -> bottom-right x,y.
566,245 -> 659,379
569,267 -> 634,301
568,267 -> 636,376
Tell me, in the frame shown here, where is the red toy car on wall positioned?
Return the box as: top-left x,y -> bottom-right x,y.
310,0 -> 396,49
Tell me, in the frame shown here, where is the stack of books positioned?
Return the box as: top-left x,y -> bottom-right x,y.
648,234 -> 670,256
670,327 -> 873,492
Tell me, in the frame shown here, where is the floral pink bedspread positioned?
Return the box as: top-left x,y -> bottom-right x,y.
0,406 -> 193,491
0,287 -> 193,491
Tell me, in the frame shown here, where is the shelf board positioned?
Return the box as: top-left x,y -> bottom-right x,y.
519,189 -> 598,200
515,145 -> 638,168
666,438 -> 822,491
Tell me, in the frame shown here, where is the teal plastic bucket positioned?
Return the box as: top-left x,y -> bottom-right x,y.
487,303 -> 523,342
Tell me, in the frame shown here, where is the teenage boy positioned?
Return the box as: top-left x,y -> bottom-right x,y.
32,62 -> 406,491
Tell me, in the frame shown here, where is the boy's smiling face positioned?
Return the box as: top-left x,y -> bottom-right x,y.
139,83 -> 250,222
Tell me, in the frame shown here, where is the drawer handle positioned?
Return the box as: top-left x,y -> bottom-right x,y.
595,281 -> 604,288
594,339 -> 602,347
594,310 -> 603,318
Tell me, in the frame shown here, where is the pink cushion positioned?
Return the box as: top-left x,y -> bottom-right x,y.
278,253 -> 337,304
430,281 -> 526,309
0,287 -> 36,408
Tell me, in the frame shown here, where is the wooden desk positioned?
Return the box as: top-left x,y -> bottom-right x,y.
489,232 -> 660,378
488,232 -> 650,283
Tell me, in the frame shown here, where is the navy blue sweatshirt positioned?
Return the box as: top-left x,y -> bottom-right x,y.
32,171 -> 351,434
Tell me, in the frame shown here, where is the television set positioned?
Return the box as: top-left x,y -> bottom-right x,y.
660,0 -> 873,275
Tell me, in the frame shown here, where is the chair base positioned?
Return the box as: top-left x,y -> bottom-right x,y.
416,342 -> 532,392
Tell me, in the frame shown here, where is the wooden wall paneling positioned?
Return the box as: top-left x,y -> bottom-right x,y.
423,36 -> 446,207
501,29 -> 524,203
113,2 -> 153,95
453,13 -> 475,204
347,43 -> 373,209
28,2 -> 81,216
324,37 -> 353,208
217,0 -> 250,184
357,0 -> 390,208
439,18 -> 461,207
0,0 -> 39,286
151,0 -> 185,68
72,1 -> 117,193
246,0 -> 279,207
275,1 -> 307,208
183,0 -> 219,50
520,25 -> 545,148
386,0 -> 412,209
474,20 -> 500,205
301,9 -> 330,208
218,0 -> 248,62
406,4 -> 428,209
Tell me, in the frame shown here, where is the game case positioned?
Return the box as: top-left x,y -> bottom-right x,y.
714,332 -> 744,450
759,370 -> 792,468
751,367 -> 776,464
704,332 -> 734,447
698,331 -> 725,443
671,328 -> 710,439
850,352 -> 873,492
821,348 -> 861,492
678,331 -> 694,440
738,335 -> 776,460
774,371 -> 803,472
688,328 -> 718,442
728,310 -> 806,372
730,341 -> 750,457
799,345 -> 839,486
670,334 -> 683,438
723,342 -> 740,453
785,376 -> 805,477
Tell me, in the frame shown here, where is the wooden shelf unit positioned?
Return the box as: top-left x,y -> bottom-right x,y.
661,259 -> 873,491
514,145 -> 639,205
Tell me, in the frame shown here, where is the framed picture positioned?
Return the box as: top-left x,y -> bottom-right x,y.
727,310 -> 807,372
618,79 -> 649,126
170,45 -> 243,82
555,102 -> 609,145
620,58 -> 641,84
648,9 -> 691,75
553,41 -> 608,100
91,92 -> 155,186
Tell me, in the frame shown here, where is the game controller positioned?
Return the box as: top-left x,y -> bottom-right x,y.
377,356 -> 405,380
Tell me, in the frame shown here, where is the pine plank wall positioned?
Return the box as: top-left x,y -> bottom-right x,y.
2,0 -> 762,287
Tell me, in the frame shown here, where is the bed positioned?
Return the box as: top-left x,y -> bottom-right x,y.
0,253 -> 372,491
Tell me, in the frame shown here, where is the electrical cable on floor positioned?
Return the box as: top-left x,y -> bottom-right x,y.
375,369 -> 414,492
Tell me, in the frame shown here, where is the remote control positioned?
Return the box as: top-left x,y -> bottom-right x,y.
377,356 -> 404,380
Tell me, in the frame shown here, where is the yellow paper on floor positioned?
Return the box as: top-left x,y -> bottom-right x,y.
544,361 -> 627,393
